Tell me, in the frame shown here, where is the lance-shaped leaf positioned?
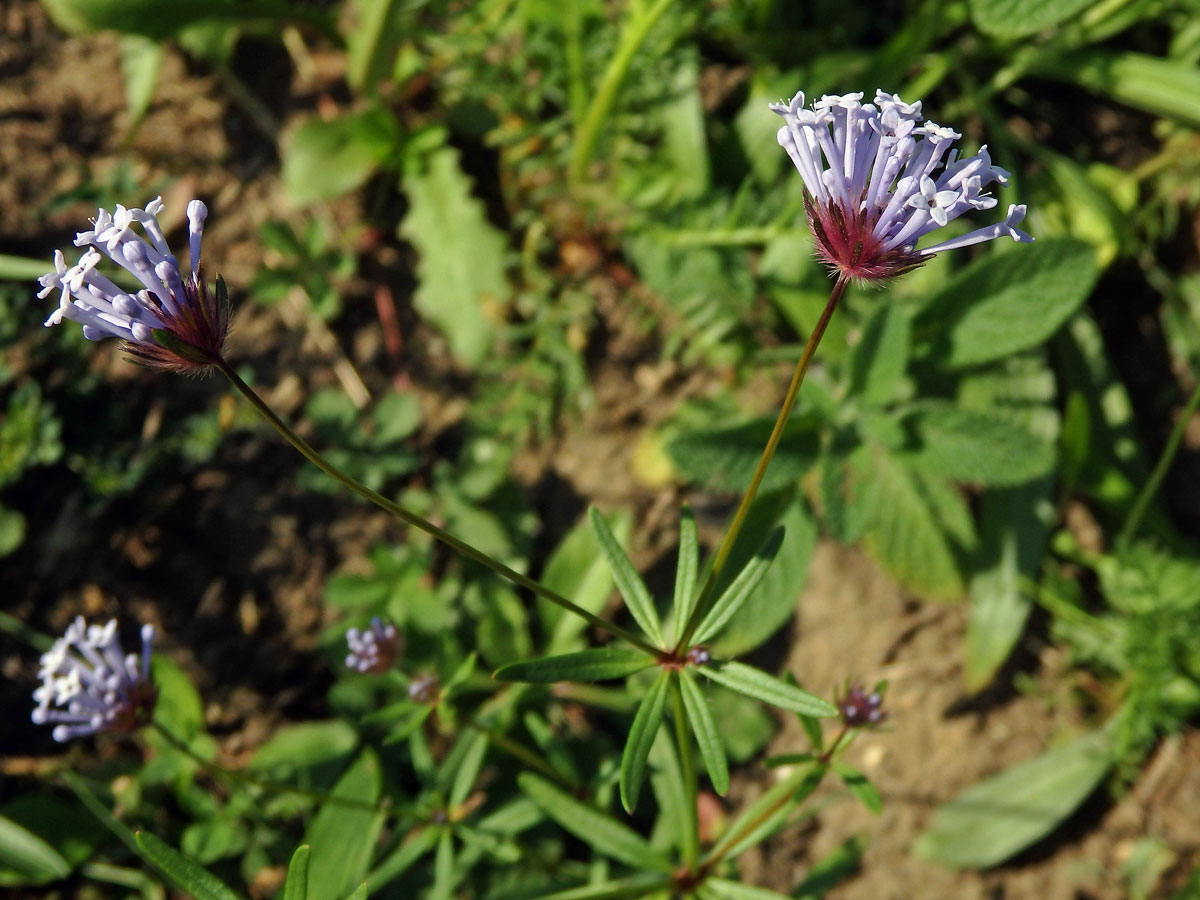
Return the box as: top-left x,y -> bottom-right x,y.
134,831 -> 241,900
702,878 -> 796,900
833,763 -> 882,814
671,507 -> 700,637
282,845 -> 310,900
494,647 -> 656,683
706,763 -> 826,862
697,661 -> 836,717
693,527 -> 784,644
590,508 -> 665,646
525,873 -> 673,900
518,774 -> 672,872
679,669 -> 729,794
620,669 -> 671,812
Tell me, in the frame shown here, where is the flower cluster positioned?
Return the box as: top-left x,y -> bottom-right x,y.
345,618 -> 403,675
772,90 -> 1033,282
31,617 -> 156,742
38,198 -> 228,373
837,683 -> 887,729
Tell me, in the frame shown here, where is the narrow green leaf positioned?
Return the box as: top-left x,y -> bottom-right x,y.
119,34 -> 162,123
797,714 -> 824,753
833,763 -> 882,814
133,832 -> 241,900
303,749 -> 384,900
708,764 -> 826,861
494,647 -> 656,683
366,827 -> 438,894
915,727 -> 1113,867
694,527 -> 784,644
847,302 -> 911,408
671,507 -> 700,638
697,661 -> 836,717
704,878 -> 795,900
905,402 -> 1056,487
449,729 -> 489,808
795,837 -> 863,899
542,510 -> 631,652
432,829 -> 454,900
340,884 -> 368,900
679,670 -> 729,795
282,845 -> 310,900
346,0 -> 406,94
524,873 -> 673,900
0,815 -> 71,885
590,507 -> 664,646
1032,50 -> 1200,128
915,238 -> 1098,370
518,774 -> 671,872
620,670 -> 671,812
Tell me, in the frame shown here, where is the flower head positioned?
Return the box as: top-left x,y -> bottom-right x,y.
836,683 -> 887,729
31,617 -> 156,742
38,198 -> 229,373
771,90 -> 1033,282
345,618 -> 402,675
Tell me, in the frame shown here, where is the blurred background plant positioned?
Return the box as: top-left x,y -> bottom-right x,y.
2,0 -> 1200,897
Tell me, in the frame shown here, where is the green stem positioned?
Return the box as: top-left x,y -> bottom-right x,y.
218,361 -> 659,657
465,716 -> 577,790
567,0 -> 674,187
676,276 -> 848,651
669,675 -> 699,870
1117,374 -> 1200,549
150,721 -> 386,812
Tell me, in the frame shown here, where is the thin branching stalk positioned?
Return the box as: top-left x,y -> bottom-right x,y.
669,675 -> 699,870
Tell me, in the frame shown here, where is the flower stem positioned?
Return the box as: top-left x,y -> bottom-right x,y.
217,361 -> 660,657
669,674 -> 699,870
1116,374 -> 1200,549
676,276 -> 848,651
465,715 -> 578,791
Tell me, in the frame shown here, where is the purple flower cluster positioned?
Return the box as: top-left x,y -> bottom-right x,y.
31,617 -> 156,742
771,90 -> 1032,282
345,618 -> 403,675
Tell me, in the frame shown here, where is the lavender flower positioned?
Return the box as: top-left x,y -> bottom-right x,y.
31,617 -> 156,742
772,90 -> 1033,282
38,198 -> 229,373
345,618 -> 402,675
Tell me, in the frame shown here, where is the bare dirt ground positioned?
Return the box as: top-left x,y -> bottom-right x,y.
2,4 -> 1198,899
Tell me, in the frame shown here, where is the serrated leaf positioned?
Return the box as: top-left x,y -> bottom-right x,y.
667,416 -> 821,493
905,401 -> 1056,487
916,727 -> 1113,868
621,670 -> 671,812
282,845 -> 310,900
679,670 -> 729,794
0,815 -> 71,885
494,647 -> 656,683
847,302 -> 910,407
400,145 -> 509,366
303,749 -> 384,900
671,507 -> 700,638
518,774 -> 671,872
967,0 -> 1092,38
284,105 -> 401,207
833,763 -> 882,814
590,507 -> 664,646
697,661 -> 836,717
915,238 -> 1097,370
694,527 -> 784,644
134,831 -> 241,900
846,444 -> 965,600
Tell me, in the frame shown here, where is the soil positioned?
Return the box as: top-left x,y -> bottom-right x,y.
1,5 -> 1198,900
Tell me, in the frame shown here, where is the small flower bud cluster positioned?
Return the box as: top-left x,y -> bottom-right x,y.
771,90 -> 1032,282
31,617 -> 156,742
345,618 -> 403,675
837,684 -> 887,729
38,198 -> 228,373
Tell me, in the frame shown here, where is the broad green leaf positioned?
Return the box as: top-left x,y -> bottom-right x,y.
904,402 -> 1056,487
0,815 -> 71,885
249,720 -> 358,776
845,444 -> 964,600
541,510 -> 630,652
833,763 -> 882,814
181,818 -> 247,865
1033,50 -> 1200,128
303,749 -> 384,900
283,105 -> 401,207
704,878 -> 794,900
518,774 -> 672,872
915,238 -> 1098,370
697,661 -> 836,717
151,655 -> 206,741
0,794 -> 103,875
494,647 -> 656,683
590,507 -> 665,646
120,34 -> 162,123
670,507 -> 700,639
621,670 -> 672,812
916,727 -> 1113,868
39,0 -> 308,38
656,55 -> 709,201
282,845 -> 310,900
134,831 -> 241,900
679,670 -> 729,794
847,302 -> 911,407
964,479 -> 1054,692
667,416 -> 821,493
694,527 -> 784,644
967,0 -> 1092,38
366,827 -> 438,894
400,145 -> 510,366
